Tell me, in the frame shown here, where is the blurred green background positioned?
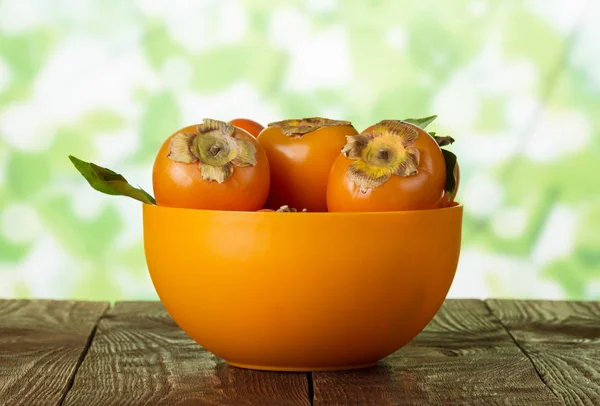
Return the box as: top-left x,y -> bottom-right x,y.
0,0 -> 598,301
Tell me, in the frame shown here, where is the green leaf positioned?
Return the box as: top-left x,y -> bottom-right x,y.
441,149 -> 457,195
68,155 -> 156,205
403,115 -> 437,129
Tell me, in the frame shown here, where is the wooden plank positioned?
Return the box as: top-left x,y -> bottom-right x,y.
487,299 -> 600,406
313,299 -> 561,405
0,299 -> 109,406
62,301 -> 310,406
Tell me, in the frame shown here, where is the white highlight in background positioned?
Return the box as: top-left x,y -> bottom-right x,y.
177,82 -> 280,127
526,109 -> 591,163
139,0 -> 247,54
532,205 -> 577,266
161,57 -> 194,92
19,233 -> 80,298
283,25 -> 352,92
461,172 -> 504,218
386,27 -> 407,51
492,207 -> 528,239
1,203 -> 43,244
269,6 -> 310,51
306,0 -> 337,13
448,248 -> 565,299
0,101 -> 55,152
0,0 -> 43,35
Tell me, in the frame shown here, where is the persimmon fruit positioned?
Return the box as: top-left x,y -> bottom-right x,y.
327,120 -> 447,212
229,118 -> 264,138
153,119 -> 270,210
71,114 -> 459,214
257,117 -> 358,212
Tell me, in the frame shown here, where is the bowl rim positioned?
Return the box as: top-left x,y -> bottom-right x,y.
142,202 -> 463,217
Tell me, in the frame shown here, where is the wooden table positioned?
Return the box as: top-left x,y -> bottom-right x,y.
1,300 -> 598,405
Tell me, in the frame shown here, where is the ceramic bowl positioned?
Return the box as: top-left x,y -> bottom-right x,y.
143,203 -> 462,371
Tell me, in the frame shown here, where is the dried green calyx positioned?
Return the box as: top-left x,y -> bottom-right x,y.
168,119 -> 257,183
343,120 -> 421,193
268,117 -> 352,137
427,131 -> 458,196
431,134 -> 455,147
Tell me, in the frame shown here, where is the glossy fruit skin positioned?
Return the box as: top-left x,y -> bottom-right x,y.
143,202 -> 462,371
153,125 -> 270,210
229,118 -> 264,138
258,124 -> 358,212
327,123 -> 446,212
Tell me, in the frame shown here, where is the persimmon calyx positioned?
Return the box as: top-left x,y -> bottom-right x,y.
342,120 -> 420,193
429,132 -> 458,195
276,205 -> 307,212
167,118 -> 257,184
433,135 -> 455,146
268,117 -> 352,137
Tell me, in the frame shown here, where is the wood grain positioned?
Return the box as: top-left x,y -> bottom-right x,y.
0,299 -> 109,406
313,299 -> 561,405
62,301 -> 310,406
487,299 -> 600,406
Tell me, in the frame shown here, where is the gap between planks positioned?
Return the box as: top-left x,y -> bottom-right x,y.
58,309 -> 107,406
0,300 -> 110,406
486,299 -> 600,406
61,302 -> 311,405
308,372 -> 314,406
483,299 -> 559,400
311,299 -> 561,405
58,303 -> 315,406
60,300 -> 572,405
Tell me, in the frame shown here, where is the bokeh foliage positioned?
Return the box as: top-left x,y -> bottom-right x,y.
0,0 -> 598,300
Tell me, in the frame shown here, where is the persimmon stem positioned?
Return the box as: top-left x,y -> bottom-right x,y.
209,145 -> 221,156
268,117 -> 352,137
377,149 -> 389,161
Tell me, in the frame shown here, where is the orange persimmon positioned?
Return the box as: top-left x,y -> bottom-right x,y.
230,118 -> 264,138
153,119 -> 270,210
327,120 -> 446,212
257,117 -> 358,212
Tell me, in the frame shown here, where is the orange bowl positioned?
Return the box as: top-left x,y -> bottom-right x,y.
143,203 -> 463,371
